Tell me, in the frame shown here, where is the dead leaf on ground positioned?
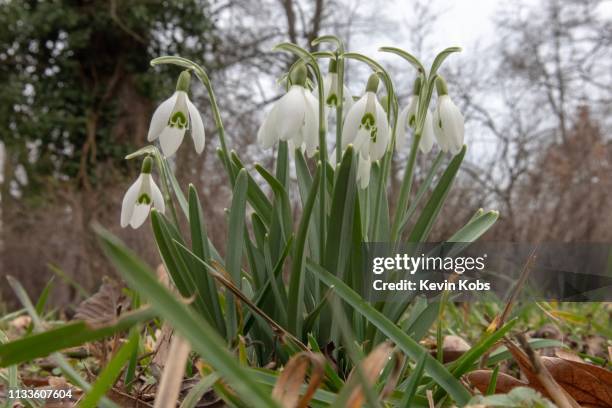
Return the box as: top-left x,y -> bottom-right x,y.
346,341 -> 397,408
506,339 -> 612,408
74,277 -> 129,327
271,352 -> 326,408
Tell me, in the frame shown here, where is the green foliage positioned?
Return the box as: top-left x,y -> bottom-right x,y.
0,0 -> 216,195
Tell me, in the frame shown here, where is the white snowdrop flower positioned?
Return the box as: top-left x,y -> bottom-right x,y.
147,71 -> 205,157
120,157 -> 165,229
341,74 -> 389,188
257,62 -> 319,157
397,90 -> 435,154
322,59 -> 354,112
432,76 -> 464,155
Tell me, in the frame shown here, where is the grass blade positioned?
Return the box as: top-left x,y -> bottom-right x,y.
408,146 -> 466,243
79,330 -> 139,408
96,226 -> 280,407
306,261 -> 472,405
288,164 -> 321,335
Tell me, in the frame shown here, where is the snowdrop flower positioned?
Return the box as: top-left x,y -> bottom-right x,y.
397,78 -> 435,153
120,157 -> 165,229
433,76 -> 464,155
322,59 -> 353,112
341,74 -> 390,188
147,71 -> 205,157
257,62 -> 319,157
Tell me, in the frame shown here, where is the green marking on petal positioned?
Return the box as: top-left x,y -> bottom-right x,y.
169,111 -> 188,129
326,94 -> 338,106
137,193 -> 151,205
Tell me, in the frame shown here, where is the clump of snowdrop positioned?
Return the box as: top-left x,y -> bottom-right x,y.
257,62 -> 320,157
120,156 -> 165,229
397,77 -> 435,153
147,70 -> 205,157
433,76 -> 464,155
341,74 -> 390,188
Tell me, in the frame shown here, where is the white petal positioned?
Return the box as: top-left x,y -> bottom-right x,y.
257,103 -> 280,149
341,94 -> 367,147
433,104 -> 449,152
159,126 -> 186,157
420,112 -> 435,154
396,105 -> 410,151
187,97 -> 205,154
120,174 -> 143,228
369,99 -> 390,161
148,93 -> 178,142
130,203 -> 151,229
406,97 -> 419,127
302,92 -> 319,157
357,154 -> 371,189
342,86 -> 354,112
352,128 -> 371,158
148,175 -> 165,214
277,86 -> 306,141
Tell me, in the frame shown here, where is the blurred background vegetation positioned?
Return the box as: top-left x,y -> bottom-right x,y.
1,0 -> 611,309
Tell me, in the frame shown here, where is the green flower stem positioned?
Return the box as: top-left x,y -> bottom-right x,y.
344,52 -> 398,241
150,56 -> 235,184
273,42 -> 328,262
390,132 -> 421,242
336,54 -> 345,164
312,35 -> 346,165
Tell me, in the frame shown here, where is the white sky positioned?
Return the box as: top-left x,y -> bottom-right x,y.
352,0 -> 500,60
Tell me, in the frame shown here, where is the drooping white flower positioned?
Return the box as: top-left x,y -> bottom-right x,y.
397,96 -> 435,154
257,63 -> 319,157
147,71 -> 205,157
432,76 -> 464,155
120,157 -> 165,229
341,74 -> 389,188
322,59 -> 354,112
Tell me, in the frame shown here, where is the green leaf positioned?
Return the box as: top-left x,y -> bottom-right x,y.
188,185 -> 225,334
180,373 -> 220,408
79,331 -> 139,408
408,146 -> 466,243
448,210 -> 499,243
95,226 -> 280,408
288,164 -> 321,335
230,152 -> 273,224
306,261 -> 471,405
226,169 -> 249,338
0,308 -> 155,368
398,352 -> 427,407
324,146 -> 356,276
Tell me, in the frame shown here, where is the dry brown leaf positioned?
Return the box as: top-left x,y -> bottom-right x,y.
467,369 -> 529,394
271,352 -> 326,408
346,342 -> 395,408
74,278 -> 128,327
153,335 -> 191,408
506,339 -> 612,408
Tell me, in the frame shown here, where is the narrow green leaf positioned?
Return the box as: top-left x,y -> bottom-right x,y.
0,308 -> 155,368
306,261 -> 471,405
398,352 -> 427,407
288,165 -> 321,335
188,184 -> 225,334
180,373 -> 220,408
226,169 -> 249,339
96,227 -> 280,408
408,146 -> 466,243
79,331 -> 139,408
